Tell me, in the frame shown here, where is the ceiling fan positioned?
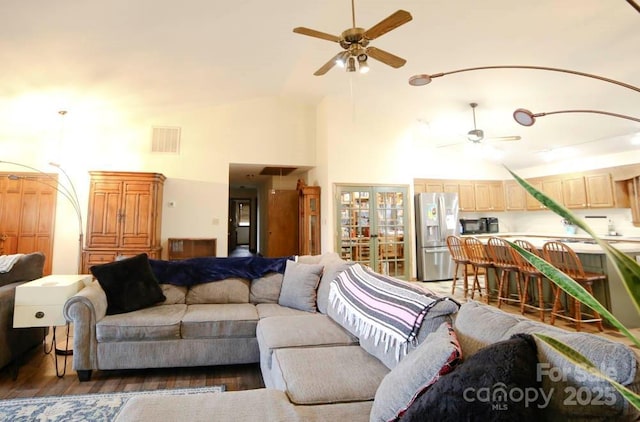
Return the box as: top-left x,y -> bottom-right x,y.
293,0 -> 412,76
466,102 -> 521,143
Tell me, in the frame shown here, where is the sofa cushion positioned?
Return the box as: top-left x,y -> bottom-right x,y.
158,284 -> 187,305
370,322 -> 462,422
277,260 -> 323,312
181,303 -> 258,339
504,320 -> 639,421
273,345 -> 389,405
249,272 -> 283,304
91,253 -> 166,315
96,304 -> 186,342
453,300 -> 525,357
255,303 -> 313,319
257,314 -> 358,369
185,278 -> 250,304
399,334 -> 542,422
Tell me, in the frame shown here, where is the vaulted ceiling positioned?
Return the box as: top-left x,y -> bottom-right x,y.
2,1 -> 639,170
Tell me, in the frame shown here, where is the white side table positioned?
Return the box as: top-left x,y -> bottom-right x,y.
13,274 -> 92,376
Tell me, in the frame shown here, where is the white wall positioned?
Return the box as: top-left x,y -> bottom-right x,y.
0,96 -> 316,273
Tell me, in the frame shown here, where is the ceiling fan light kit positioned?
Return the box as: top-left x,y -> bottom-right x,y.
293,0 -> 412,76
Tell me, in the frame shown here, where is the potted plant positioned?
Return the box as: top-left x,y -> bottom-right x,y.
507,168 -> 640,409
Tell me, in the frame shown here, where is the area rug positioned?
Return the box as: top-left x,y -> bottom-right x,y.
0,385 -> 225,422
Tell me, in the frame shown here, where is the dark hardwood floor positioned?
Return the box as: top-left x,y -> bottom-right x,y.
0,337 -> 265,400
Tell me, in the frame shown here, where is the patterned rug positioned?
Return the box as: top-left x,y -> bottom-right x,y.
0,385 -> 225,422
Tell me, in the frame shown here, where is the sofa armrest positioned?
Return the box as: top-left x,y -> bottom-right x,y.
63,281 -> 108,372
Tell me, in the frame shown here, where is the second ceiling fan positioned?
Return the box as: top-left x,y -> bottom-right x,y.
466,102 -> 521,143
293,0 -> 412,75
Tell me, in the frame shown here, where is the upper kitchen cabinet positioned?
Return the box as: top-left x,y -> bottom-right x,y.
563,173 -> 615,209
474,181 -> 505,211
526,177 -> 563,210
504,180 -> 526,211
457,181 -> 476,212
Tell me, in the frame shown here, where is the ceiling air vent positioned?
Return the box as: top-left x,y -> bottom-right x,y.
151,126 -> 181,153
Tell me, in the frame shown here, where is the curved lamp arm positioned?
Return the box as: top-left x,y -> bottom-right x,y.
513,108 -> 640,126
408,65 -> 640,94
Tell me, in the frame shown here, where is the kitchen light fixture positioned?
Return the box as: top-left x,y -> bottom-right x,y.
409,65 -> 640,127
408,65 -> 640,93
513,108 -> 640,126
335,51 -> 350,68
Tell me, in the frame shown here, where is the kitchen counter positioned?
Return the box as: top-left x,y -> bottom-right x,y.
467,233 -> 640,255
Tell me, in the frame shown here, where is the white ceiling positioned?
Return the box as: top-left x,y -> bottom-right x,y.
2,0 -> 639,172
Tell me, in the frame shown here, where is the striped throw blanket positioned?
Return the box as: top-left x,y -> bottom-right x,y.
0,254 -> 23,273
329,263 -> 446,360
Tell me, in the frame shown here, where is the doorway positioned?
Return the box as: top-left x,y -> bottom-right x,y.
228,195 -> 258,255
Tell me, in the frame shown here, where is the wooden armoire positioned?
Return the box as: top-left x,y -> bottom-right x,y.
81,171 -> 165,273
0,173 -> 57,275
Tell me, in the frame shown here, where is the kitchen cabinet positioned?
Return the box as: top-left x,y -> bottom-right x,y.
585,173 -> 615,208
82,171 -> 165,273
504,180 -> 526,210
457,181 -> 476,211
474,181 -> 505,211
526,177 -> 563,210
563,173 -> 615,209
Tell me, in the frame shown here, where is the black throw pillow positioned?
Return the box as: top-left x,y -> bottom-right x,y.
91,253 -> 166,315
399,334 -> 542,422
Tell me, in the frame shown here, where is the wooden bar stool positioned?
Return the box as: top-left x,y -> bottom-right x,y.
513,239 -> 555,322
446,235 -> 478,298
463,237 -> 499,303
487,237 -> 522,309
542,241 -> 605,331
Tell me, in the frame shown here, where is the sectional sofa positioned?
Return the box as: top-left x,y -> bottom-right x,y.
0,252 -> 47,374
64,252 -> 640,421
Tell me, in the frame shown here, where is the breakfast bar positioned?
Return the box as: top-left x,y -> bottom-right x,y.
468,234 -> 640,328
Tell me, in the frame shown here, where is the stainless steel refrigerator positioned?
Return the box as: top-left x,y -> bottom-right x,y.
415,192 -> 460,281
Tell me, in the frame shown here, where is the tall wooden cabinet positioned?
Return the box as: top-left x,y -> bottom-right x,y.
0,173 -> 57,275
298,183 -> 321,256
82,171 -> 165,273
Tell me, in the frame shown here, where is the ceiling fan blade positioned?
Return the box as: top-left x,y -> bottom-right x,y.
366,47 -> 406,68
364,10 -> 412,40
313,52 -> 345,76
293,27 -> 340,43
487,136 -> 522,141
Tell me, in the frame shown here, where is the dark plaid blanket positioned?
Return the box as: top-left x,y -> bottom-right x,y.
329,263 -> 446,359
149,256 -> 292,286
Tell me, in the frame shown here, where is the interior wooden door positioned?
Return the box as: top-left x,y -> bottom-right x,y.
266,190 -> 298,257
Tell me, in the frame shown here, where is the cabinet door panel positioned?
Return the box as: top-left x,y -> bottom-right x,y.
563,176 -> 587,208
88,189 -> 122,247
505,181 -> 525,210
121,182 -> 153,248
458,182 -> 476,211
586,174 -> 614,208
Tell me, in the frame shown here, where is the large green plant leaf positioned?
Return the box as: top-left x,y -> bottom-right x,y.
535,334 -> 640,411
507,168 -> 640,316
508,241 -> 640,348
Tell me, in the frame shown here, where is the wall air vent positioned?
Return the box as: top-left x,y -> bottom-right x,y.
151,126 -> 181,153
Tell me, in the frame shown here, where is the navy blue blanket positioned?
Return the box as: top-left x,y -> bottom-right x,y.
149,256 -> 293,286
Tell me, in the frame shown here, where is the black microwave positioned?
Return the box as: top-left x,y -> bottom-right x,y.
459,218 -> 487,235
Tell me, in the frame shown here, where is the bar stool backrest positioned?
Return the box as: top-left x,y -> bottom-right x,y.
513,239 -> 542,273
542,241 -> 585,279
463,237 -> 493,265
446,236 -> 468,263
487,237 -> 519,269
